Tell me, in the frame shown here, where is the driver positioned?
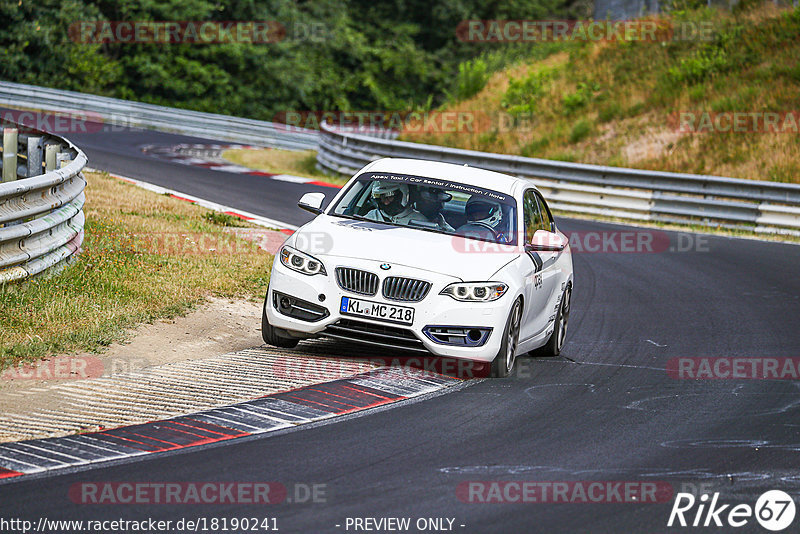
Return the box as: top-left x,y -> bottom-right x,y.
456,196 -> 506,241
413,186 -> 455,232
364,181 -> 424,225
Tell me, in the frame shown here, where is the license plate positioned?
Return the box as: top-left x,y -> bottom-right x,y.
340,296 -> 414,325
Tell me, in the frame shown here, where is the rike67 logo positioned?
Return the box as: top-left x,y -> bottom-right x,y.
668,490 -> 796,531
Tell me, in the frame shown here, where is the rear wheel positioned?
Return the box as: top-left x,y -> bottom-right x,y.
261,296 -> 299,348
538,284 -> 571,357
490,299 -> 522,378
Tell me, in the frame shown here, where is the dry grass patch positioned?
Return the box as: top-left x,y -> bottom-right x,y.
222,147 -> 348,185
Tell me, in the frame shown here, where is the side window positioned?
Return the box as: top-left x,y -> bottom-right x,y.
355,181 -> 377,215
535,192 -> 554,232
334,179 -> 370,215
523,190 -> 542,242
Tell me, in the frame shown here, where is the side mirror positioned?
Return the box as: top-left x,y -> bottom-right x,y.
298,192 -> 325,215
526,229 -> 567,252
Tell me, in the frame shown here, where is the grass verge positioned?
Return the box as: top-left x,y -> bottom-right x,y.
222,147 -> 348,185
409,3 -> 800,183
0,171 -> 274,369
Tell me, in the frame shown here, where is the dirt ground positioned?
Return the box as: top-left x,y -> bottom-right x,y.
0,296 -> 264,414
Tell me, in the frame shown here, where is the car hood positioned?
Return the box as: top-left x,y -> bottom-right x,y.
290,215 -> 520,281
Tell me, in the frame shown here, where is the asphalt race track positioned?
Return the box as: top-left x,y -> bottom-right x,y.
1,123 -> 799,533
5,114 -> 329,227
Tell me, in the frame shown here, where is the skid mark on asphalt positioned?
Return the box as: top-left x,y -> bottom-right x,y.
0,367 -> 461,481
661,438 -> 800,451
539,359 -> 667,372
438,465 -> 789,479
524,383 -> 596,399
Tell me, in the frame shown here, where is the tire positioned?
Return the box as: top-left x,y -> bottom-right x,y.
538,284 -> 571,357
490,298 -> 522,378
261,296 -> 299,349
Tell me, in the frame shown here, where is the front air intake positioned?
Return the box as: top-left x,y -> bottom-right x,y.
272,291 -> 329,322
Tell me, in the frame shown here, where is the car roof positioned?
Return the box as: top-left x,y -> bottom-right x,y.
358,158 -> 531,195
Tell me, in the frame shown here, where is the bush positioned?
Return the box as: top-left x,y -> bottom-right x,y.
562,82 -> 600,114
667,47 -> 732,84
569,119 -> 593,143
598,102 -> 622,123
501,68 -> 553,117
447,58 -> 490,102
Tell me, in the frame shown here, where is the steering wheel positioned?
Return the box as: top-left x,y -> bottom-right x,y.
457,221 -> 499,240
357,196 -> 377,216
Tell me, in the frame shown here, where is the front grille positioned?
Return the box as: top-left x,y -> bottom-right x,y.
336,267 -> 379,296
322,319 -> 428,353
382,276 -> 431,302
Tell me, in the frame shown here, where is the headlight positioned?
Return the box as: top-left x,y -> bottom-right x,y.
279,246 -> 326,276
440,282 -> 507,302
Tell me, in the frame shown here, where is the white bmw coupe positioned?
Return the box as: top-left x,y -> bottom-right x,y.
262,158 -> 574,377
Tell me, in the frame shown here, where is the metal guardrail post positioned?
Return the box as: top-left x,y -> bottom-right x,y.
57,152 -> 71,168
2,128 -> 17,182
45,143 -> 59,172
25,136 -> 43,177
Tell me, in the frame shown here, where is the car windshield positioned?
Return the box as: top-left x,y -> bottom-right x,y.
328,172 -> 517,245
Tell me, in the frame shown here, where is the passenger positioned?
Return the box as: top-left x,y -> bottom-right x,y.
413,186 -> 455,232
456,196 -> 507,242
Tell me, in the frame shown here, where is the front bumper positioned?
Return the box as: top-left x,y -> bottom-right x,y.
266,258 -> 512,362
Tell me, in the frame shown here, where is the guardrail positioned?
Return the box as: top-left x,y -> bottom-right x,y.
317,122 -> 800,236
0,81 -> 318,151
0,120 -> 87,283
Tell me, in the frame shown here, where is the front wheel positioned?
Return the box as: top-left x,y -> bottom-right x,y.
537,284 -> 571,357
261,297 -> 299,349
490,299 -> 522,378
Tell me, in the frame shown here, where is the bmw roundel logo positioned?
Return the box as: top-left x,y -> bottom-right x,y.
380,263 -> 391,270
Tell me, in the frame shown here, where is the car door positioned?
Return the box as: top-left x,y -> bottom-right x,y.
533,191 -> 563,330
519,189 -> 552,342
